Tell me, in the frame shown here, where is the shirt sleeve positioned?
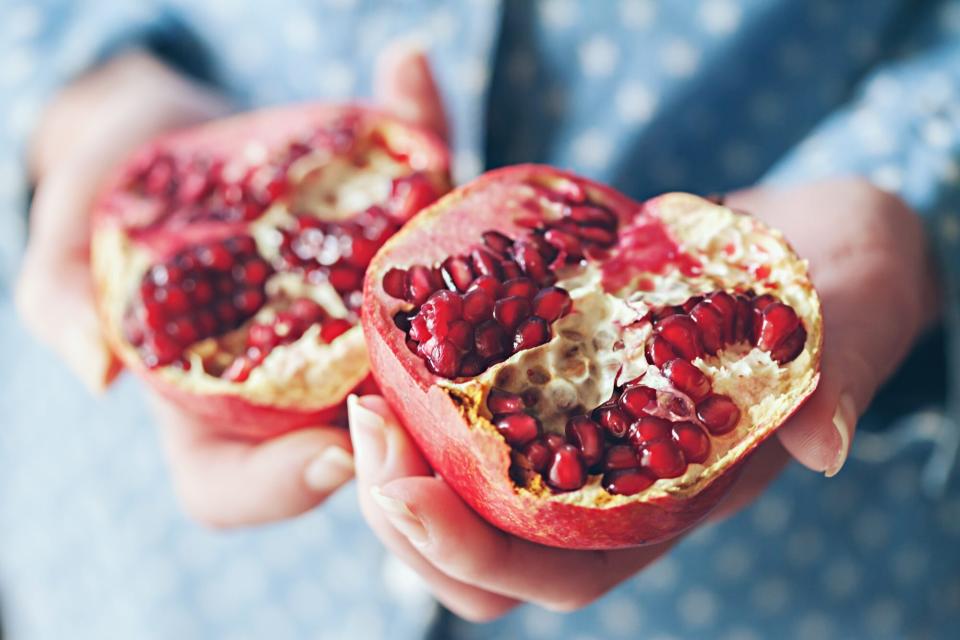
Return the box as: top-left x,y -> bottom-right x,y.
0,0 -> 218,288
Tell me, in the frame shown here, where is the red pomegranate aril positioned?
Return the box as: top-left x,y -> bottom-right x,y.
628,416 -> 672,447
406,265 -> 442,305
482,230 -> 513,256
619,385 -> 656,419
512,241 -> 551,283
568,204 -> 617,228
663,359 -> 711,402
289,298 -> 326,322
320,318 -> 353,343
233,289 -> 265,314
672,422 -> 710,463
198,243 -> 233,270
222,355 -> 255,382
500,261 -> 523,280
142,333 -> 180,367
544,432 -> 566,451
513,316 -> 550,351
532,287 -> 572,322
522,438 -> 551,472
494,413 -> 542,446
487,389 -> 525,414
603,444 -> 641,471
656,314 -> 703,360
733,294 -> 753,342
458,354 -> 486,377
705,291 -> 737,342
475,321 -> 508,360
494,296 -> 531,330
422,337 -> 461,377
471,247 -> 502,278
446,320 -> 474,351
408,313 -> 429,342
771,325 -> 807,364
565,416 -> 604,467
327,265 -> 364,292
382,268 -> 408,299
603,469 -> 655,495
757,302 -> 801,351
595,404 -> 632,438
462,289 -> 494,323
543,228 -> 583,258
639,439 -> 687,478
548,445 -> 587,491
646,335 -> 680,367
696,394 -> 741,435
248,323 -> 278,350
690,301 -> 724,355
421,290 -> 463,336
467,274 -> 502,300
441,255 -> 475,292
502,278 -> 539,300
576,225 -> 617,246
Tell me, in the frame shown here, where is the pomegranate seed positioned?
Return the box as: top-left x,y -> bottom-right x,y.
466,274 -> 502,300
198,243 -> 233,270
320,318 -> 353,343
487,389 -> 525,414
470,247 -> 502,278
222,356 -> 255,382
544,433 -> 566,451
482,230 -> 513,256
327,265 -> 364,292
619,385 -> 656,418
166,318 -> 198,343
568,204 -> 617,228
532,287 -> 572,322
421,290 -> 463,337
576,225 -> 617,246
646,335 -> 680,367
663,359 -> 711,402
681,295 -> 704,313
475,321 -> 508,360
502,278 -> 539,300
543,228 -> 583,258
192,280 -> 213,304
248,323 -> 278,350
672,422 -> 710,463
771,325 -> 807,363
494,413 -> 541,446
441,255 -> 475,292
566,416 -> 604,467
494,296 -> 531,330
462,289 -> 494,323
705,291 -> 736,342
603,444 -> 640,471
733,294 -> 754,342
408,313 -> 429,342
751,294 -> 778,343
446,320 -> 474,351
513,316 -> 549,351
422,337 -> 461,377
196,311 -> 217,335
382,268 -> 408,299
142,333 -> 180,367
628,416 -> 672,448
512,241 -> 551,283
547,445 -> 587,491
458,354 -> 485,377
690,301 -> 724,354
696,394 -> 741,435
500,261 -> 523,280
638,439 -> 687,478
595,404 -> 632,438
757,302 -> 801,351
656,314 -> 703,360
406,265 -> 441,305
603,469 -> 655,495
522,438 -> 551,472
289,298 -> 326,323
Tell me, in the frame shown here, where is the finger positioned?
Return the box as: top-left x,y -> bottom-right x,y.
16,158 -> 121,391
376,475 -> 675,611
374,40 -> 449,142
349,395 -> 519,621
153,397 -> 354,527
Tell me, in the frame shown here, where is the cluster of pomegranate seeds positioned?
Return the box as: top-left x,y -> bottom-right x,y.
383,189 -> 621,378
278,205 -> 400,308
124,235 -> 272,368
495,288 -> 807,495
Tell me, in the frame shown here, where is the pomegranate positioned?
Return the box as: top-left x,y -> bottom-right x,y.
91,104 -> 449,439
363,165 -> 821,549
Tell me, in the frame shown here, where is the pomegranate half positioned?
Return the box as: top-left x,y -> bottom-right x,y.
91,104 -> 450,440
363,165 -> 822,549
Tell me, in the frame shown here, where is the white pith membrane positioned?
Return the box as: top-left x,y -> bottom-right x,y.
429,189 -> 821,507
93,130 -> 426,410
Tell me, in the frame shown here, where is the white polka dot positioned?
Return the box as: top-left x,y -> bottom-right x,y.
851,109 -> 895,155
318,60 -> 356,97
698,0 -> 742,36
870,165 -> 903,194
427,7 -> 458,44
282,12 -> 319,51
620,0 -> 656,28
936,498 -> 960,536
6,4 -> 43,40
751,495 -> 791,534
721,141 -> 759,179
822,557 -> 861,600
678,588 -> 718,627
891,546 -> 928,585
539,0 -> 578,29
642,556 -> 679,591
661,39 -> 700,77
750,578 -> 790,614
615,82 -> 658,124
579,36 -> 620,77
522,607 -> 565,639
779,41 -> 811,74
883,464 -> 918,501
454,149 -> 483,182
599,595 -> 645,634
785,527 -> 824,568
714,542 -> 752,580
864,75 -> 901,105
324,0 -> 358,8
748,92 -> 785,126
507,49 -> 537,85
458,57 -> 490,95
723,629 -> 762,640
795,612 -> 834,640
916,72 -> 954,113
571,129 -> 614,170
851,508 -> 891,549
922,116 -> 955,149
863,597 -> 903,635
229,36 -> 268,73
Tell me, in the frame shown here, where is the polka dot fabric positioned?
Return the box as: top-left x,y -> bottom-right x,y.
1,0 -> 959,638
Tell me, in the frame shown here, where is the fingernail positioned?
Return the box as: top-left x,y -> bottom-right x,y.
347,394 -> 387,462
371,486 -> 428,547
304,446 -> 355,493
826,393 -> 856,477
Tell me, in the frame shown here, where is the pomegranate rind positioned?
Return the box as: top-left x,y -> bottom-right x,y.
364,164 -> 821,549
92,103 -> 450,440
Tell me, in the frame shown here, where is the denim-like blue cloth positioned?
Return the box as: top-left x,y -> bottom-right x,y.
1,1 -> 959,638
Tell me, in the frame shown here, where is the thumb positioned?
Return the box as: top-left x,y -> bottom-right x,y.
374,40 -> 449,142
153,398 -> 354,527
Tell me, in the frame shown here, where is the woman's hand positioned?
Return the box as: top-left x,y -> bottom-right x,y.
15,44 -> 448,527
349,177 -> 940,620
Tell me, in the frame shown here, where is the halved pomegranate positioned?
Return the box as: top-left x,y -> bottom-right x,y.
363,165 -> 822,549
91,104 -> 450,439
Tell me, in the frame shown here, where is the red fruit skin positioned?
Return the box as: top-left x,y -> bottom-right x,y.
92,104 -> 450,441
362,165 -> 822,549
